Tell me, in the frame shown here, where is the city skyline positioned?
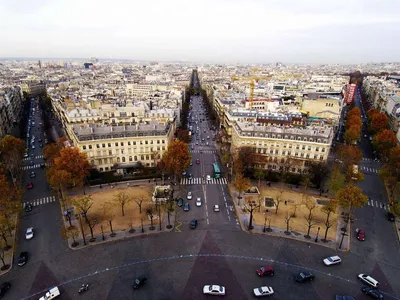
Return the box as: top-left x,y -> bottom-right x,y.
0,0 -> 399,64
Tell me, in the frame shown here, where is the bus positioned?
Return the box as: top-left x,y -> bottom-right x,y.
212,163 -> 221,179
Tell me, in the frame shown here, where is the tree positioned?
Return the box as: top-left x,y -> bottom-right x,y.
336,185 -> 368,215
369,113 -> 389,134
233,174 -> 251,205
302,196 -> 318,238
114,191 -> 131,216
54,147 -> 91,190
366,108 -> 379,121
345,164 -> 364,182
72,195 -> 93,224
0,219 -> 10,249
347,107 -> 361,119
86,216 -> 100,239
43,143 -> 61,165
176,129 -> 190,143
46,168 -> 72,205
284,212 -> 294,234
336,145 -> 363,168
161,140 -> 191,182
61,226 -> 79,246
244,200 -> 260,230
307,162 -> 329,189
321,201 -> 337,242
102,202 -> 116,234
235,146 -> 256,175
0,238 -> 10,270
253,169 -> 265,188
344,126 -> 360,145
134,196 -> 144,214
327,166 -> 345,195
0,135 -> 25,186
274,190 -> 284,215
146,206 -> 155,229
392,201 -> 400,217
372,129 -> 397,160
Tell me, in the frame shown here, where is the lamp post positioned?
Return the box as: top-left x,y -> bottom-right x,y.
315,226 -> 320,243
100,225 -> 105,241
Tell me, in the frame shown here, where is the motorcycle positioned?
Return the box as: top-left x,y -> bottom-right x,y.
78,284 -> 89,294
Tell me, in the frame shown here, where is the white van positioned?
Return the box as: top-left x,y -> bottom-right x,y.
358,274 -> 379,288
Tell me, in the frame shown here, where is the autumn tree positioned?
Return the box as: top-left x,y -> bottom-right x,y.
114,191 -> 131,216
307,162 -> 329,189
46,168 -> 72,204
233,173 -> 251,205
302,196 -> 318,238
0,135 -> 25,186
284,212 -> 294,234
345,164 -> 364,182
372,129 -> 397,160
102,202 -> 116,234
347,107 -> 361,119
369,113 -> 389,134
321,200 -> 337,242
43,143 -> 61,165
235,146 -> 256,175
336,145 -> 363,168
253,168 -> 265,188
379,146 -> 400,193
54,147 -> 91,191
72,195 -> 93,224
336,184 -> 368,216
61,226 -> 79,246
366,108 -> 379,120
344,126 -> 360,145
327,167 -> 345,195
0,238 -> 10,270
86,216 -> 100,239
392,201 -> 400,217
161,140 -> 191,182
176,129 -> 190,143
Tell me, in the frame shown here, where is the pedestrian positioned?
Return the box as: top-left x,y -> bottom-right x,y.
382,204 -> 385,209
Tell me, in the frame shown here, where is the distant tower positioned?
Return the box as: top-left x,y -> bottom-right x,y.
38,60 -> 42,69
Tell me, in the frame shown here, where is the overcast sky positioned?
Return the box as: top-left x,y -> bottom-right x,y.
0,0 -> 399,64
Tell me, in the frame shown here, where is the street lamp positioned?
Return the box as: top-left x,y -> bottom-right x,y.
315,226 -> 320,243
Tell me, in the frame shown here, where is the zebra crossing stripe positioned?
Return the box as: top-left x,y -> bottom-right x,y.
180,177 -> 227,185
23,196 -> 56,208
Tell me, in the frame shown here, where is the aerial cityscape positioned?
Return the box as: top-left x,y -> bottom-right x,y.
0,1 -> 400,300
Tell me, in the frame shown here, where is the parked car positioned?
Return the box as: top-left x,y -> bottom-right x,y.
183,202 -> 190,212
25,227 -> 34,240
30,171 -> 36,178
189,219 -> 198,229
358,274 -> 379,288
17,252 -> 28,266
132,276 -> 147,289
196,159 -> 200,164
214,205 -> 220,212
256,266 -> 274,276
24,153 -> 29,158
253,286 -> 274,297
40,163 -> 45,168
323,256 -> 342,266
196,198 -> 202,207
0,282 -> 11,297
294,271 -> 315,283
187,192 -> 192,200
356,229 -> 366,241
203,285 -> 225,296
177,198 -> 184,207
361,287 -> 384,299
207,175 -> 211,181
387,212 -> 395,222
26,182 -> 33,189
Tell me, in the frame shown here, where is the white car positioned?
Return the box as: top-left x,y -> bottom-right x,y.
203,285 -> 225,296
207,175 -> 211,181
187,192 -> 192,200
358,274 -> 379,288
323,255 -> 342,266
214,205 -> 220,212
25,227 -> 34,240
196,198 -> 202,207
253,286 -> 274,297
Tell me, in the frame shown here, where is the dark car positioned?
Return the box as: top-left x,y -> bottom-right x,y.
362,287 -> 384,299
183,202 -> 190,212
189,219 -> 198,229
17,252 -> 28,266
40,163 -> 45,168
257,266 -> 274,276
387,212 -> 395,222
25,203 -> 33,212
357,229 -> 366,241
177,198 -> 184,207
0,282 -> 10,297
294,271 -> 315,283
335,297 -> 356,300
133,276 -> 147,289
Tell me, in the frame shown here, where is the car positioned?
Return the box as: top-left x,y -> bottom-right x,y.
24,153 -> 29,158
196,159 -> 200,164
323,255 -> 342,266
0,282 -> 11,297
188,174 -> 193,179
356,229 -> 366,241
184,202 -> 190,211
25,227 -> 34,240
358,274 -> 379,288
387,212 -> 395,222
335,296 -> 356,300
187,192 -> 192,200
207,175 -> 211,181
39,144 -> 43,148
206,142 -> 209,146
253,286 -> 274,297
191,146 -> 194,150
190,161 -> 193,166
38,138 -> 42,142
177,198 -> 184,207
31,145 -> 35,149
196,198 -> 202,207
195,142 -> 199,145
256,266 -> 274,276
182,171 -> 187,176
30,171 -> 36,178
214,205 -> 220,212
26,182 -> 33,189
17,252 -> 28,266
132,276 -> 147,289
364,134 -> 368,138
361,287 -> 384,299
202,138 -> 205,141
25,203 -> 33,212
189,219 -> 198,229
294,271 -> 315,283
30,160 -> 34,165
369,136 -> 373,141
40,163 -> 45,168
203,285 -> 225,296
207,136 -> 210,139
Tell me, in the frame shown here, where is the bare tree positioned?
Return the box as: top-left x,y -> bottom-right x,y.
302,196 -> 318,238
72,195 -> 93,224
146,206 -> 155,229
244,200 -> 261,230
86,216 -> 100,239
284,212 -> 294,234
102,202 -> 116,234
114,191 -> 131,216
134,196 -> 144,214
321,201 -> 337,242
274,190 -> 284,215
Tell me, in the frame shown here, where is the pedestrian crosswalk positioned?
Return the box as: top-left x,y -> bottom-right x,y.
360,166 -> 378,173
24,155 -> 44,161
22,164 -> 42,170
367,199 -> 387,210
23,196 -> 56,208
362,158 -> 379,162
180,177 -> 227,185
189,150 -> 216,154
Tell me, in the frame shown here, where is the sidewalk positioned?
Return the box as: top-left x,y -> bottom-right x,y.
0,215 -> 19,276
227,183 -> 350,252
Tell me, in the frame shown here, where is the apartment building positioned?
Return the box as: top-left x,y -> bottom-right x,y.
231,121 -> 333,173
70,121 -> 175,174
0,86 -> 23,138
126,84 -> 153,97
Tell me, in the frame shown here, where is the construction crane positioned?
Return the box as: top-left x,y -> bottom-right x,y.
231,72 -> 273,108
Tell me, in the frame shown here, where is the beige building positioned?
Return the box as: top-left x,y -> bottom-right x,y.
231,121 -> 333,173
301,97 -> 341,126
69,122 -> 175,174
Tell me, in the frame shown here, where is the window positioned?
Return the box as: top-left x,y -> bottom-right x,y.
145,141 -> 148,144
115,142 -> 119,146
322,148 -> 325,152
320,155 -> 324,160
134,156 -> 137,161
308,146 -> 311,150
314,154 -> 318,159
109,150 -> 112,155
89,145 -> 92,149
133,141 -> 136,145
128,141 -> 131,146
316,147 -> 319,151
122,157 -> 126,162
129,156 -> 132,161
296,145 -> 300,150
83,145 -> 86,150
108,143 -> 111,147
302,145 -> 305,150
141,155 -> 144,160
96,144 -> 100,149
121,142 -> 124,146
162,140 -> 165,144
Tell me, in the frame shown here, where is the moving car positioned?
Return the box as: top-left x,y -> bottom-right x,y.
203,285 -> 225,296
189,219 -> 198,229
387,212 -> 395,222
24,153 -> 29,158
356,229 -> 366,241
207,175 -> 211,181
0,282 -> 10,297
25,227 -> 34,240
294,271 -> 315,283
40,163 -> 46,168
187,192 -> 192,200
17,252 -> 28,266
39,286 -> 60,300
183,202 -> 190,212
132,276 -> 147,289
30,171 -> 36,178
27,182 -> 33,189
253,286 -> 274,297
214,205 -> 220,212
361,287 -> 384,299
257,266 -> 274,276
323,255 -> 342,266
358,274 -> 379,288
196,198 -> 202,207
196,159 -> 200,164
25,203 -> 33,212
